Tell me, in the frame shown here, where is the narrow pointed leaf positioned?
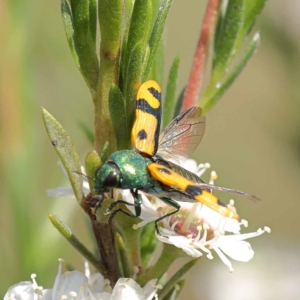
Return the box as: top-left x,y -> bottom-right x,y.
137,244 -> 187,286
161,279 -> 185,300
140,223 -> 159,268
70,0 -> 99,89
173,87 -> 185,118
145,38 -> 164,83
109,85 -> 131,150
71,0 -> 91,43
62,0 -> 99,91
214,1 -> 228,48
124,0 -> 152,77
89,0 -> 97,45
235,0 -> 267,49
48,213 -> 105,274
202,33 -> 260,113
95,0 -> 122,153
213,0 -> 244,80
98,0 -> 122,52
124,41 -> 145,131
100,141 -> 110,163
114,208 -> 143,277
163,55 -> 180,128
144,0 -> 173,78
141,45 -> 151,82
61,0 -> 80,68
157,259 -> 198,299
85,150 -> 101,193
42,108 -> 84,204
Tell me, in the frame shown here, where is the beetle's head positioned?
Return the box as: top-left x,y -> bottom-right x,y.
95,161 -> 121,194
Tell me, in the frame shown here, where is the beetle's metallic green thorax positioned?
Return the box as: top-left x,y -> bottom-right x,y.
110,150 -> 154,189
95,150 -> 154,193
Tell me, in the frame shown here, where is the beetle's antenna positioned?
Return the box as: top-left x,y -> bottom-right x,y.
74,170 -> 95,181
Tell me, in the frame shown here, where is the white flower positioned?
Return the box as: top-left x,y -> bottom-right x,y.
120,159 -> 271,272
4,259 -> 159,300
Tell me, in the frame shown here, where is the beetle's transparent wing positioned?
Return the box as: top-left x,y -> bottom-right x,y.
157,107 -> 206,163
196,183 -> 260,202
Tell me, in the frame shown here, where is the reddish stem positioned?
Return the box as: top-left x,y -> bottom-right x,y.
181,0 -> 220,111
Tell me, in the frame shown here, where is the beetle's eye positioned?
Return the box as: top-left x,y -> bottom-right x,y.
104,171 -> 118,187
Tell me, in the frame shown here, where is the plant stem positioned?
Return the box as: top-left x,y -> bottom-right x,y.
137,244 -> 186,286
90,215 -> 121,286
182,0 -> 220,111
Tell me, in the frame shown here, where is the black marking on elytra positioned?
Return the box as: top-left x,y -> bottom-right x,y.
136,97 -> 162,155
147,87 -> 161,101
137,129 -> 147,140
51,140 -> 58,146
136,99 -> 160,115
217,199 -> 227,207
186,185 -> 203,196
158,167 -> 171,175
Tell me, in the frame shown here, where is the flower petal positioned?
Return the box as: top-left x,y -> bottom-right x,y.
217,239 -> 254,262
4,282 -> 36,300
156,232 -> 202,257
52,270 -> 87,299
111,278 -> 145,300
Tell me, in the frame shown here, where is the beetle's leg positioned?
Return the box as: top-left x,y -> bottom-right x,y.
106,189 -> 142,223
154,197 -> 180,235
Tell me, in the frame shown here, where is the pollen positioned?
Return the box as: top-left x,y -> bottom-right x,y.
69,291 -> 77,298
210,171 -> 218,180
264,226 -> 271,233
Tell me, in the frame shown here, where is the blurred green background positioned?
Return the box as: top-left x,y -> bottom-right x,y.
1,0 -> 300,298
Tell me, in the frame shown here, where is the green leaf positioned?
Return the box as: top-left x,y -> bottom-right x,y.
141,45 -> 151,82
100,141 -> 110,163
161,279 -> 185,300
163,55 -> 180,128
202,32 -> 260,113
144,38 -> 164,83
85,150 -> 101,194
235,0 -> 267,49
61,0 -> 80,68
70,0 -> 92,43
95,0 -> 123,153
124,0 -> 134,20
123,0 -> 152,77
115,233 -> 127,277
42,108 -> 84,204
109,85 -> 131,150
48,213 -> 105,273
124,41 -> 145,131
140,223 -> 159,268
158,259 -> 198,299
144,0 -> 173,78
213,0 -> 245,80
89,0 -> 97,45
137,243 -> 187,286
98,0 -> 122,52
214,0 -> 228,48
172,87 -> 185,119
114,206 -> 143,277
62,0 -> 99,91
78,121 -> 94,144
70,0 -> 99,88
